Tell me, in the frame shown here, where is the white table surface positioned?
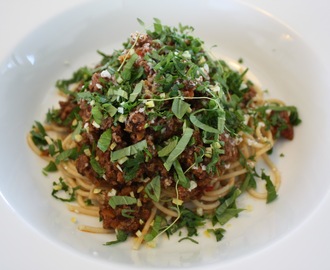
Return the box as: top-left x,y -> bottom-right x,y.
1,0 -> 329,269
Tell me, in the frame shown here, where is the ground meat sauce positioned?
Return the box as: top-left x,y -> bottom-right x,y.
51,24 -> 299,235
270,110 -> 294,140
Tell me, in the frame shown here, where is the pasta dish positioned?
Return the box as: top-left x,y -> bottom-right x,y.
27,19 -> 300,248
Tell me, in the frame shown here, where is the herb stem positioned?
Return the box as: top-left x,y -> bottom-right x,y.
117,33 -> 141,72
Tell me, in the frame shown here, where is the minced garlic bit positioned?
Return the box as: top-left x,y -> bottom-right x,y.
196,207 -> 203,216
145,100 -> 155,108
107,189 -> 117,197
100,69 -> 111,78
92,120 -> 100,129
135,230 -> 142,237
146,239 -> 157,248
53,184 -> 62,191
83,148 -> 91,156
44,136 -> 53,145
172,198 -> 183,206
116,164 -> 123,172
204,229 -> 211,238
137,199 -> 142,207
74,134 -> 83,142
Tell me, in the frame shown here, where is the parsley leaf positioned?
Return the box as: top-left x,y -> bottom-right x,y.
157,137 -> 178,157
207,228 -> 226,242
51,177 -> 79,202
173,160 -> 190,188
171,97 -> 190,119
163,127 -> 193,171
129,81 -> 143,102
145,175 -> 161,202
55,148 -> 78,164
121,209 -> 136,219
108,196 -> 137,209
260,170 -> 278,203
214,188 -> 243,225
123,151 -> 145,181
189,108 -> 225,134
104,230 -> 129,246
144,215 -> 163,242
111,140 -> 147,161
90,156 -> 105,176
97,129 -> 112,152
30,121 -> 48,148
91,104 -> 103,125
42,161 -> 58,175
171,207 -> 205,237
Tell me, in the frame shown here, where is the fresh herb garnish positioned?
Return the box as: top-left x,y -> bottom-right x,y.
178,236 -> 199,244
55,148 -> 78,164
104,230 -> 129,246
260,170 -> 278,203
111,140 -> 147,161
108,196 -> 137,209
29,18 -> 301,248
163,127 -> 193,171
214,188 -> 244,225
207,228 -> 226,242
144,215 -> 163,242
90,156 -> 105,176
145,175 -> 161,202
51,177 -> 79,202
97,129 -> 112,152
42,161 -> 58,175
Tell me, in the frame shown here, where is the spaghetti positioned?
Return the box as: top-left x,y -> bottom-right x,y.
27,19 -> 300,248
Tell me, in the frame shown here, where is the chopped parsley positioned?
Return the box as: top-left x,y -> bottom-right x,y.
104,230 -> 129,246
51,177 -> 79,202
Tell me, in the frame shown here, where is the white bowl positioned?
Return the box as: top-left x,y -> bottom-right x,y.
0,0 -> 329,269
